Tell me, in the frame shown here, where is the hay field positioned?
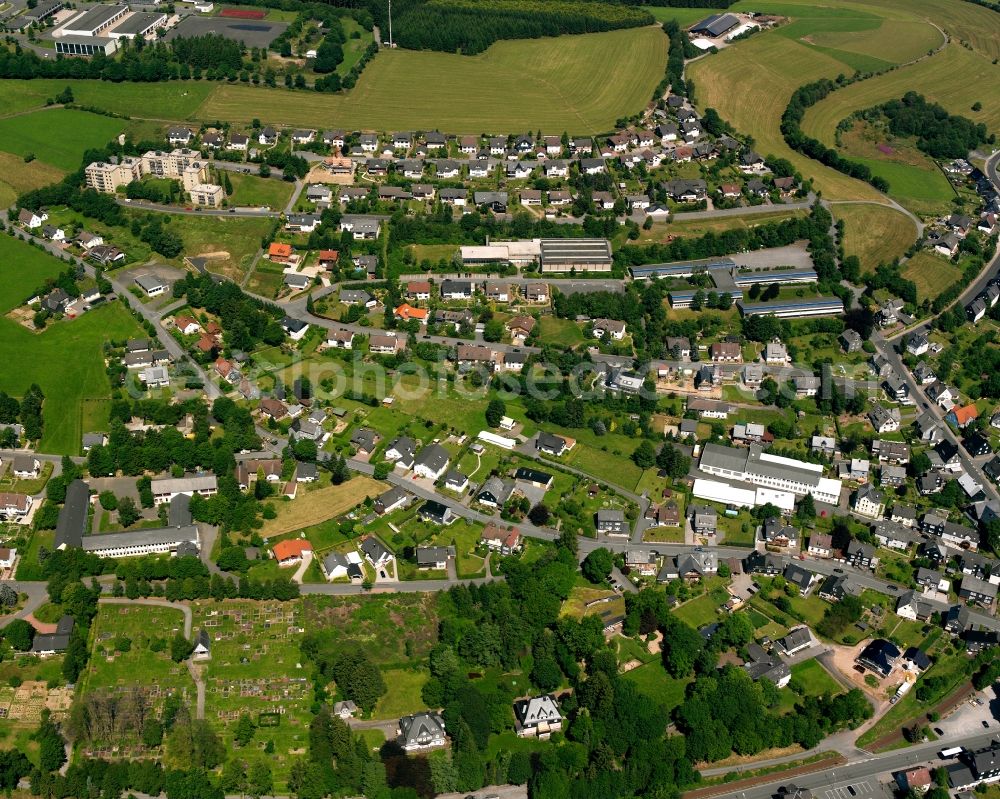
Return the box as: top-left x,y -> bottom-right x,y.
833,203 -> 917,273
196,26 -> 668,133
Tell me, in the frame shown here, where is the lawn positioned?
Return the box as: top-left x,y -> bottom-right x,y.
901,251 -> 963,302
260,476 -> 383,537
0,109 -> 124,170
197,26 -> 668,133
623,661 -> 690,711
226,172 -> 295,210
0,80 -> 214,121
834,203 -> 917,273
371,669 -> 429,719
535,316 -> 585,347
789,659 -> 843,698
672,590 -> 725,629
0,238 -> 145,454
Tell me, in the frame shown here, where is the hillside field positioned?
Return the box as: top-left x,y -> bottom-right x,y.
687,0 -> 945,202
0,236 -> 144,454
833,203 -> 917,273
0,109 -> 124,171
195,26 -> 668,133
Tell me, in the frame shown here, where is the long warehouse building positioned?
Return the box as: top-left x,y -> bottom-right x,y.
538,238 -> 612,273
698,442 -> 843,504
80,525 -> 200,559
59,4 -> 128,36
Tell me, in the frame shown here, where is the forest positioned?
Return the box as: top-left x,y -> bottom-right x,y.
390,0 -> 652,54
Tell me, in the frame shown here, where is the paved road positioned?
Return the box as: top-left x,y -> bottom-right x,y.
711,730 -> 1000,799
115,198 -> 279,218
0,581 -> 49,629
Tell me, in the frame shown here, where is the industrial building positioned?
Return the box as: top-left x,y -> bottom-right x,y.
737,297 -> 844,318
55,35 -> 118,56
80,525 -> 200,558
698,442 -> 843,504
538,238 -> 612,273
59,4 -> 128,36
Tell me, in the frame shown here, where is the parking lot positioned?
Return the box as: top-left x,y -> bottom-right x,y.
164,15 -> 287,47
824,780 -> 874,799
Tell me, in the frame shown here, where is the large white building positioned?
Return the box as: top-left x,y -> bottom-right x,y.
84,149 -> 213,205
698,443 -> 842,504
80,525 -> 200,558
151,474 -> 218,505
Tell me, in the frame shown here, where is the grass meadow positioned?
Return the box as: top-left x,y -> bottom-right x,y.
197,26 -> 668,133
834,202 -> 917,272
226,172 -> 295,210
901,250 -> 964,301
0,235 -> 144,453
0,109 -> 124,171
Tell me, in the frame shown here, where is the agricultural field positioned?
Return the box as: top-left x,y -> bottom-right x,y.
834,202 -> 917,272
0,237 -> 144,454
0,80 -> 214,121
0,153 -> 64,208
80,604 -> 193,711
687,0 -> 946,202
901,250 -> 964,301
197,26 -> 668,133
0,109 -> 124,171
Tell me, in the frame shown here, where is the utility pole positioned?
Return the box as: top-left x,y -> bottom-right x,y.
388,0 -> 393,47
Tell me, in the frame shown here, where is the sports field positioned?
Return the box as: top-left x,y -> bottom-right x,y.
0,237 -> 144,454
0,109 -> 123,171
834,203 -> 916,273
196,26 -> 668,133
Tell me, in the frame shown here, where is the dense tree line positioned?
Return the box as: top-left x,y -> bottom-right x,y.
391,0 -> 652,54
782,77 -> 891,193
172,273 -> 286,352
661,19 -> 698,99
870,92 -> 992,159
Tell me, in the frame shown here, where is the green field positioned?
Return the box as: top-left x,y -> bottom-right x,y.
0,152 -> 64,206
834,202 -> 917,272
901,250 -> 964,301
0,109 -> 124,170
0,236 -> 144,454
687,0 -> 946,202
0,80 -> 214,121
226,172 -> 295,211
623,661 -> 690,711
789,659 -> 843,697
197,26 -> 668,133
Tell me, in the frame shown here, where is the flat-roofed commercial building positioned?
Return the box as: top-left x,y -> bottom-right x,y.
737,297 -> 844,319
538,238 -> 612,273
81,525 -> 200,558
59,4 -> 128,36
55,35 -> 118,55
699,442 -> 842,504
108,11 -> 168,38
151,474 -> 218,505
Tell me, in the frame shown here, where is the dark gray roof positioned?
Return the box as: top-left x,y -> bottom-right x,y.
55,479 -> 90,549
168,494 -> 192,527
414,443 -> 450,473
